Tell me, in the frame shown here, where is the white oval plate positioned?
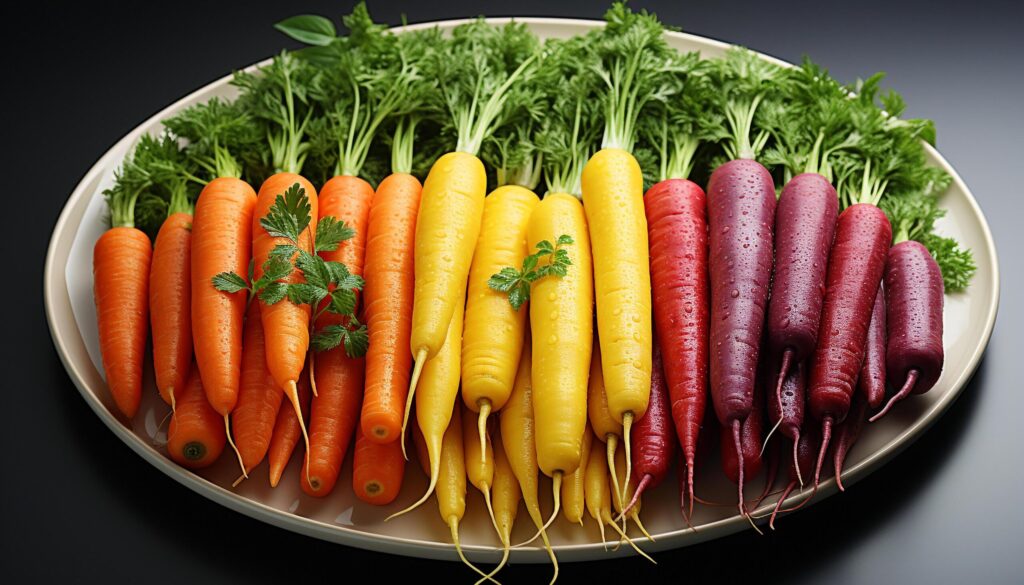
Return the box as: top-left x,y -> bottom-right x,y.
43,18 -> 999,563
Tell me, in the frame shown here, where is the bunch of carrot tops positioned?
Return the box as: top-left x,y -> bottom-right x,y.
92,2 -> 973,580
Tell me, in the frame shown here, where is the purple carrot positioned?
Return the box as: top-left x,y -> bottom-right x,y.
859,286 -> 887,409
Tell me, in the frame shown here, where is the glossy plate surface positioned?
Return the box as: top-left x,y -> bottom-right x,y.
43,18 -> 999,562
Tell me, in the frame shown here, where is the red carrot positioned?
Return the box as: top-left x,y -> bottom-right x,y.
833,393 -> 868,491
859,286 -> 887,410
809,201 -> 891,486
644,177 -> 709,518
767,360 -> 807,485
870,240 -> 944,421
623,341 -> 675,515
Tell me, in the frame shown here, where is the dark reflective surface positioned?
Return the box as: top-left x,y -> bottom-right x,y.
6,1 -> 1020,582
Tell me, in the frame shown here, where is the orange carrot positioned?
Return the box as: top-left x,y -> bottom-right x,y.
253,174 -> 318,455
361,172 -> 421,444
191,177 -> 256,415
167,364 -> 226,469
231,302 -> 284,479
267,365 -> 312,488
301,348 -> 365,496
94,225 -> 151,419
149,204 -> 193,411
352,429 -> 406,505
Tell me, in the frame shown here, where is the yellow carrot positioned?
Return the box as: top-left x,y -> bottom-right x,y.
403,152 -> 485,445
482,427 -> 521,584
587,340 -> 625,511
436,404 -> 492,582
528,192 -> 593,533
462,185 -> 539,456
581,147 -> 653,502
499,340 -> 557,582
584,433 -> 654,563
461,403 -> 498,539
561,423 -> 593,525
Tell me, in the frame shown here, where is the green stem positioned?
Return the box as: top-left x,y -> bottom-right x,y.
457,54 -> 538,156
391,117 -> 418,176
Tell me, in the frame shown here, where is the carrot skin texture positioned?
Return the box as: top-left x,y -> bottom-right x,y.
706,159 -> 777,426
253,173 -> 318,393
883,241 -> 944,398
302,350 -> 365,496
168,366 -> 226,469
232,302 -> 284,474
191,177 -> 257,415
808,203 -> 892,423
766,173 -> 838,387
859,286 -> 888,410
630,341 -> 675,491
94,226 -> 152,418
267,369 -> 311,488
352,429 -> 406,505
150,211 -> 193,408
767,360 -> 807,442
644,178 -> 709,496
361,173 -> 421,444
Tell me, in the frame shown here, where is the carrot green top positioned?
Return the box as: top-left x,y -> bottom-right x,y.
162,97 -> 259,181
710,48 -> 778,162
589,3 -> 680,154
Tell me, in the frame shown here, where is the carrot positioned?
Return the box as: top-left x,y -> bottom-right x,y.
267,366 -> 311,488
769,426 -> 819,529
499,341 -> 558,579
870,240 -> 944,420
461,404 -> 498,537
720,363 -> 766,495
809,198 -> 891,485
191,176 -> 257,469
528,192 -> 594,526
167,364 -> 226,469
581,147 -> 652,502
766,173 -> 838,415
231,302 -> 284,480
149,187 -> 193,412
94,166 -> 153,419
859,286 -> 888,410
588,341 -> 624,513
388,296 -> 465,519
706,158 -> 777,516
299,173 -> 372,497
562,424 -> 593,526
435,404 -> 492,582
623,341 -> 675,516
403,21 -> 538,445
462,185 -> 539,454
361,151 -> 422,444
352,429 -> 405,505
612,446 -> 654,543
485,428 -> 521,583
767,359 -> 808,486
644,176 -> 709,519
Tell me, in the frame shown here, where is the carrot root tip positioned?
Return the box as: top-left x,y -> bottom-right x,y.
814,418 -> 833,489
477,400 -> 491,465
869,369 -> 919,423
622,412 -> 634,505
225,416 -> 248,479
400,350 -> 428,461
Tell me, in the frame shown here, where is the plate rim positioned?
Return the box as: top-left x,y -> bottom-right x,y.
42,16 -> 1001,563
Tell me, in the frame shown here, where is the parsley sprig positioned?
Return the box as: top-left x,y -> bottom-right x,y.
488,235 -> 574,311
212,183 -> 368,356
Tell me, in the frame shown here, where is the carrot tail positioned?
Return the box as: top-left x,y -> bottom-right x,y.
400,349 -> 428,460
606,436 -> 622,518
622,473 -> 651,518
793,431 -> 804,487
732,419 -> 745,517
283,380 -> 312,487
622,412 -> 634,507
769,481 -> 797,530
775,348 -> 794,421
686,450 -> 696,521
447,516 -> 495,584
813,417 -> 833,488
603,512 -> 656,565
225,416 -> 248,479
869,369 -> 919,423
477,400 -> 491,465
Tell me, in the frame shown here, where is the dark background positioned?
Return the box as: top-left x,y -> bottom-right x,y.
5,1 -> 1021,582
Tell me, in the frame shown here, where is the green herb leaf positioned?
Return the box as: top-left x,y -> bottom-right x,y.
212,272 -> 248,293
315,216 -> 355,253
286,283 -> 327,306
274,15 -> 337,46
488,234 -> 574,310
312,321 -> 369,357
259,282 -> 289,305
261,183 -> 312,241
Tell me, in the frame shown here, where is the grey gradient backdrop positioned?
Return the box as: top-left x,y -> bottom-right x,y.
5,1 -> 1022,583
